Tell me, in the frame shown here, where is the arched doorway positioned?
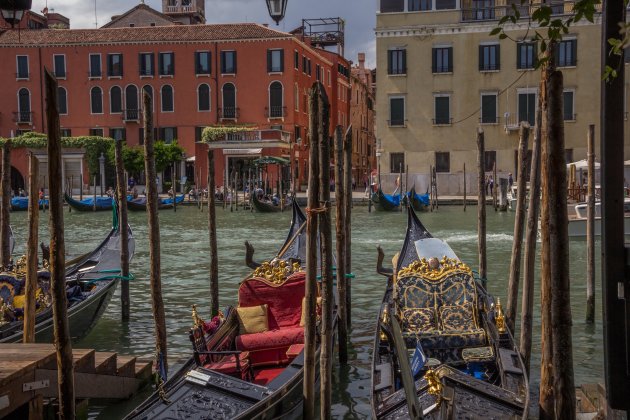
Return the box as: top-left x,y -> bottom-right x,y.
11,166 -> 25,193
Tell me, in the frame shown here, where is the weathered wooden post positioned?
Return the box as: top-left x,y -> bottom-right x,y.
463,163 -> 467,211
208,146 -> 219,317
45,69 -> 75,419
586,124 -> 596,323
334,126 -> 348,365
143,90 -> 168,373
506,123 -> 530,331
520,102 -> 542,374
303,83 -> 320,420
0,139 -> 11,268
429,165 -> 434,212
172,162 -> 178,213
317,83 -> 333,418
477,128 -> 487,288
344,127 -> 353,327
498,178 -> 509,211
368,160 -> 372,213
433,166 -> 439,210
93,174 -> 97,212
23,152 -> 39,343
493,161 -> 498,211
114,139 -> 131,321
399,163 -> 403,212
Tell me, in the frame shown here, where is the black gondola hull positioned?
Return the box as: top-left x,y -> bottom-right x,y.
64,193 -> 114,212
251,193 -> 283,213
371,188 -> 400,212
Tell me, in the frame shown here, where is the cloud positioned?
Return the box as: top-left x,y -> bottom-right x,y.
33,0 -> 376,66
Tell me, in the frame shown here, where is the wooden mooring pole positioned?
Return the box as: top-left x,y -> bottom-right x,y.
493,161 -> 498,211
343,126 -> 353,327
45,69 -> 75,419
334,126 -> 348,365
208,147 -> 219,317
463,163 -> 467,211
506,123 -> 530,331
477,128 -> 487,288
0,139 -> 11,268
23,152 -> 39,343
143,90 -> 168,374
114,139 -> 131,321
519,102 -> 542,375
303,82 -> 321,420
586,124 -> 596,323
367,161 -> 372,213
317,82 -> 333,419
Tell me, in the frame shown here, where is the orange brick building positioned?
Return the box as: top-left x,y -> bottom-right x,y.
0,18 -> 351,191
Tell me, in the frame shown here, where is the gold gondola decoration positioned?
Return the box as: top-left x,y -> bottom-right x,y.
252,259 -> 303,286
495,298 -> 506,334
397,257 -> 472,281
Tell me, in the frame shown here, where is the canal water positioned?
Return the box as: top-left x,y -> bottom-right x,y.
8,205 -> 603,418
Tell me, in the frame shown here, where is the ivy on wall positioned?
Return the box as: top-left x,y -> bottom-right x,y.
201,125 -> 257,143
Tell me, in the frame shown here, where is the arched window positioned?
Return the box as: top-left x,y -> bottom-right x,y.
142,85 -> 154,110
222,83 -> 236,119
198,84 -> 210,112
161,85 -> 174,112
90,86 -> 103,114
110,86 -> 122,113
294,83 -> 299,112
57,87 -> 67,114
125,85 -> 138,120
17,88 -> 30,122
269,81 -> 283,118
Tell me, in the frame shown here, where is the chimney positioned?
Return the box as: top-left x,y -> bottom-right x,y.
358,52 -> 366,71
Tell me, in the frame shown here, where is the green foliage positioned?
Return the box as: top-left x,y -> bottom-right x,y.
105,142 -> 145,176
154,141 -> 185,173
201,125 -> 257,143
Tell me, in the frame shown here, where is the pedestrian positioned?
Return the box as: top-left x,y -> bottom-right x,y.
489,176 -> 494,196
508,173 -> 513,189
485,175 -> 490,195
128,176 -> 135,190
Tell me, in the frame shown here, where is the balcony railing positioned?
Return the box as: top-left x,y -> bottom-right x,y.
213,129 -> 291,144
123,109 -> 140,122
460,0 -> 601,22
265,106 -> 287,119
219,106 -> 240,120
13,111 -> 32,124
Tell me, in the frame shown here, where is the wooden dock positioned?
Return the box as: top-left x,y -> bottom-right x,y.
0,343 -> 152,418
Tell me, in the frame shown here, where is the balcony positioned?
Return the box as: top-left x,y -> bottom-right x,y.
13,111 -> 32,124
460,0 -> 602,22
265,106 -> 287,119
219,107 -> 240,120
165,0 -> 196,13
206,129 -> 292,150
123,109 -> 140,122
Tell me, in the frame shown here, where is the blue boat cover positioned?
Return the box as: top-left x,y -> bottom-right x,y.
161,194 -> 185,205
78,196 -> 115,207
11,197 -> 49,209
411,192 -> 430,206
383,193 -> 401,207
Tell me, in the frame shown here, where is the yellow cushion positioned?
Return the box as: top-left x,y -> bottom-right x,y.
236,304 -> 269,335
300,297 -> 322,327
12,289 -> 43,310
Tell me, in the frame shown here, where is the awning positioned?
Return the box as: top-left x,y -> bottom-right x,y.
567,159 -> 600,170
186,156 -> 196,162
253,156 -> 290,166
223,148 -> 263,155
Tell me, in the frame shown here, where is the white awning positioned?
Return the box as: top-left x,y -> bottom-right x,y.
223,148 -> 263,155
186,156 -> 196,162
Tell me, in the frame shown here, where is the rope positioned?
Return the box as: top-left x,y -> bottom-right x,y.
155,351 -> 171,404
306,204 -> 329,216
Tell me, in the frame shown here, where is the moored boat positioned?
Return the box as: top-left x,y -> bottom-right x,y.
125,201 -> 331,420
372,187 -> 401,212
0,221 -> 135,343
10,197 -> 49,211
567,199 -> 630,237
64,193 -> 115,212
371,206 -> 528,419
406,186 -> 430,212
251,191 -> 289,213
126,194 -> 185,211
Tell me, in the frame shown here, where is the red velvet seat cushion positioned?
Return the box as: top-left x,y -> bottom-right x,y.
204,352 -> 250,378
236,327 -> 304,366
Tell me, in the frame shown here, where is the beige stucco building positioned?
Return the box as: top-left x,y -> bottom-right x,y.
376,0 -> 626,194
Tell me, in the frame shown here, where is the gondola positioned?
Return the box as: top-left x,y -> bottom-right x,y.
126,200 -> 333,420
372,187 -> 401,212
371,206 -> 528,419
10,197 -> 49,211
406,185 -> 430,212
126,194 -> 185,212
0,219 -> 135,343
64,193 -> 115,212
251,191 -> 289,213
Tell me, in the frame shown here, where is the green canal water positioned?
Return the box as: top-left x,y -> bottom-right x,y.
8,205 -> 603,419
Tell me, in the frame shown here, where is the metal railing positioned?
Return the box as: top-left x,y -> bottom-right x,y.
13,111 -> 32,124
460,0 -> 601,22
220,129 -> 291,143
219,106 -> 239,120
123,109 -> 140,122
265,106 -> 287,119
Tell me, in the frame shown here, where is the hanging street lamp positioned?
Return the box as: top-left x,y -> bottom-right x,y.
0,0 -> 32,28
265,0 -> 288,25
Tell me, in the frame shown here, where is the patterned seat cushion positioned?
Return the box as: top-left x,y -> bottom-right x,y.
440,303 -> 477,332
403,328 -> 488,364
400,307 -> 437,332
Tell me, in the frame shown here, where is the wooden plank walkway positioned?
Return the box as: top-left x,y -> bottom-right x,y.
0,343 -> 152,418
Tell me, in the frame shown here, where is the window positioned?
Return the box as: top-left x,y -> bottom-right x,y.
90,86 -> 103,114
89,54 -> 101,78
16,55 -> 29,79
390,152 -> 405,173
434,95 -> 451,125
381,0 -> 404,12
563,90 -> 575,120
159,52 -> 175,76
125,85 -> 139,120
139,53 -> 154,76
109,128 -> 126,141
195,51 -> 211,75
53,55 -> 66,78
294,51 -> 299,69
89,128 -> 104,137
142,85 -> 154,110
409,0 -> 431,10
435,152 -> 450,173
432,47 -> 453,73
518,91 -> 536,126
565,149 -> 574,164
222,83 -> 236,119
302,56 -> 307,73
556,39 -> 577,67
107,53 -> 123,77
60,128 -> 72,137
198,84 -> 211,111
481,93 -> 497,124
307,59 -> 312,76
316,64 -> 321,81
517,42 -> 536,69
294,84 -> 299,111
139,127 -> 159,145
267,49 -> 284,73
221,51 -> 237,74
435,0 -> 456,9
57,87 -> 67,115
269,81 -> 284,118
484,151 -> 496,172
195,126 -> 204,143
161,85 -> 174,112
387,49 -> 406,75
17,88 -> 31,122
479,44 -> 500,71
110,86 -> 122,113
159,127 -> 178,143
389,96 -> 405,126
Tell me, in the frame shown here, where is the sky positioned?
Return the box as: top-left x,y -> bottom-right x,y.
33,0 -> 377,67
